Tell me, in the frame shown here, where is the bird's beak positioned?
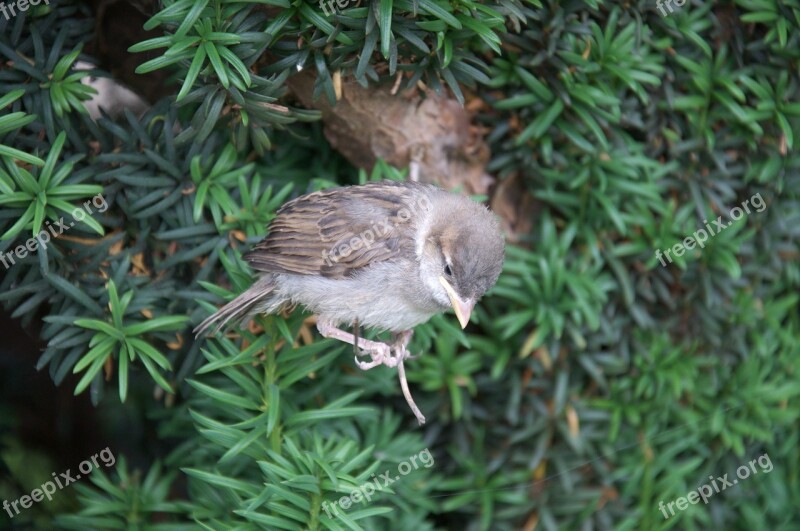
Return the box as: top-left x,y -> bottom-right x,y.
438,276 -> 475,329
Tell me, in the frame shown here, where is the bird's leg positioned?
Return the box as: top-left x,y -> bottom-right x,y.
397,359 -> 425,425
389,330 -> 425,425
317,318 -> 425,424
316,318 -> 398,369
352,319 -> 361,358
351,320 -> 376,359
390,330 -> 419,360
392,330 -> 413,350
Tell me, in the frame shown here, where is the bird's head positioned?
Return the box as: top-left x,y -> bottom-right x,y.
418,197 -> 505,328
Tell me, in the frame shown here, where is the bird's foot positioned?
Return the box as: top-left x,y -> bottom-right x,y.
316,318 -> 425,425
353,339 -> 425,425
390,330 -> 419,360
388,331 -> 425,424
355,340 -> 418,369
401,348 -> 420,361
354,342 -> 398,370
397,358 -> 425,425
354,330 -> 417,370
392,330 -> 414,350
317,318 -> 393,368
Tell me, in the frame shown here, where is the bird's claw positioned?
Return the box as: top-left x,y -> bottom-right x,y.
354,355 -> 382,370
399,347 -> 420,361
354,343 -> 398,370
352,338 -> 421,370
352,330 -> 417,369
350,337 -> 425,425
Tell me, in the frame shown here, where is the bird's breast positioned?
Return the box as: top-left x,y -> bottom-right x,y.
272,261 -> 440,332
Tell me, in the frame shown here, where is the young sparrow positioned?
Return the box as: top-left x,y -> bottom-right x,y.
194,180 -> 505,425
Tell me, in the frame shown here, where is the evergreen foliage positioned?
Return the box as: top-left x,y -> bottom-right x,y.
0,0 -> 798,529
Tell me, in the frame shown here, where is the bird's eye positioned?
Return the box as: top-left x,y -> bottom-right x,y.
444,264 -> 453,276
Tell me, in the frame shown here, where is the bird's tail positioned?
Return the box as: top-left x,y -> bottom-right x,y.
193,276 -> 276,337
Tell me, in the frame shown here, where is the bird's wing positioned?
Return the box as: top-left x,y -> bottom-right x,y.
244,181 -> 431,279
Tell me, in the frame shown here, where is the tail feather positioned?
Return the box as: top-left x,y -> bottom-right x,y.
194,276 -> 276,337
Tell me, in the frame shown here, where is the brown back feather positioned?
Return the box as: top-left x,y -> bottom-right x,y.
244,181 -> 430,279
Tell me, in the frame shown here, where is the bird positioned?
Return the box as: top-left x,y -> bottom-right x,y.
194,179 -> 505,425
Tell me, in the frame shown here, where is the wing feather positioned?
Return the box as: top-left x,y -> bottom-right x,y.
244,181 -> 431,279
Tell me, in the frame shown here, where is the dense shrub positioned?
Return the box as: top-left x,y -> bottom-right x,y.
0,0 -> 798,529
